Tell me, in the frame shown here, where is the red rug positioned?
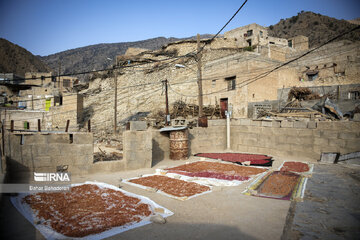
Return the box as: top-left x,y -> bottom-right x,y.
195,153 -> 273,166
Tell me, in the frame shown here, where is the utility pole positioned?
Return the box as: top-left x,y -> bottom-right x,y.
197,33 -> 204,117
162,79 -> 170,126
114,57 -> 118,133
58,61 -> 61,89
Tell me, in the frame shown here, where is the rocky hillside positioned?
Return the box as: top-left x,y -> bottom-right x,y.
348,18 -> 360,25
268,11 -> 360,48
0,38 -> 51,76
41,35 -> 214,81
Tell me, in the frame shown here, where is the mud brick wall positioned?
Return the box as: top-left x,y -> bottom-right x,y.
123,130 -> 152,170
5,133 -> 93,181
188,119 -> 360,162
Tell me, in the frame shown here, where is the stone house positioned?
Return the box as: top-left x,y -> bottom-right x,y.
201,40 -> 360,118
223,23 -> 308,51
24,72 -> 77,92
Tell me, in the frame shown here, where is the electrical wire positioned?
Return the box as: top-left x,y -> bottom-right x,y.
167,26 -> 360,98
198,0 -> 248,54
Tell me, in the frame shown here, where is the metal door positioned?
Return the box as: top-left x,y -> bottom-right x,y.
220,98 -> 228,119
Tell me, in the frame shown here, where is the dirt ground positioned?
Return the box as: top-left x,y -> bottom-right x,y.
282,163 -> 360,239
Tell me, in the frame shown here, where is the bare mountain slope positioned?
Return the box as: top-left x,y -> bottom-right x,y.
268,11 -> 360,48
41,35 -> 215,80
0,38 -> 51,76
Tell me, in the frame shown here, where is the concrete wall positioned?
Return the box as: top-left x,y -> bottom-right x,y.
5,132 -> 93,181
2,110 -> 48,131
123,130 -> 152,170
178,119 -> 360,162
152,130 -> 170,166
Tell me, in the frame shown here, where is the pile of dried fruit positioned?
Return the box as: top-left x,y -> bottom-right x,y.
22,184 -> 152,238
280,162 -> 310,173
129,175 -> 210,197
195,153 -> 272,165
257,171 -> 300,198
166,161 -> 267,181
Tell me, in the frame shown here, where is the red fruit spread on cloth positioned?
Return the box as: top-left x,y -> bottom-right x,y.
22,184 -> 152,238
166,161 -> 266,181
280,162 -> 310,172
195,153 -> 272,165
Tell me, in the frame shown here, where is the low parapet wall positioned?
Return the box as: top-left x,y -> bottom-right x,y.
187,119 -> 360,162
4,132 -> 93,182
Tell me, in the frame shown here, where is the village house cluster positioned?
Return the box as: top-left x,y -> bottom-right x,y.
0,22 -> 359,179
0,21 -> 360,240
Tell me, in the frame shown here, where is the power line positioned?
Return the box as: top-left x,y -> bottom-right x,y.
168,25 -> 360,98
198,0 -> 248,54
5,2 -> 247,84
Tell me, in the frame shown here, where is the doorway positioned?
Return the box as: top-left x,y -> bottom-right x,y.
220,98 -> 228,119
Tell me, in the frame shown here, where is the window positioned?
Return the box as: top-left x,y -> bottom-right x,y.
307,71 -> 319,81
212,79 -> 216,88
259,31 -> 263,38
226,76 -> 236,91
335,72 -> 345,77
247,39 -> 252,47
349,91 -> 360,100
63,79 -> 71,87
288,40 -> 293,48
247,30 -> 253,37
54,95 -> 63,106
269,41 -> 275,44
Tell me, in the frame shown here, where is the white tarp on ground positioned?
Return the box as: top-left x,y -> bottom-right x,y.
123,174 -> 213,201
11,181 -> 173,240
157,160 -> 270,187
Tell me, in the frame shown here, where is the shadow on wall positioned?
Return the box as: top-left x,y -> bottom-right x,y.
79,105 -> 94,128
4,157 -> 32,184
152,139 -> 164,167
188,132 -> 195,156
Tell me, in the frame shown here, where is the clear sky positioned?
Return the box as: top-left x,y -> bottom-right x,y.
0,0 -> 359,56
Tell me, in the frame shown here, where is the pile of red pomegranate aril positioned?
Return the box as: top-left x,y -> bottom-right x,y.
130,175 -> 210,197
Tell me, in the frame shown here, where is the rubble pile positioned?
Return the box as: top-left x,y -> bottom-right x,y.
94,150 -> 123,163
258,96 -> 350,121
288,87 -> 320,101
145,101 -> 221,128
170,100 -> 221,119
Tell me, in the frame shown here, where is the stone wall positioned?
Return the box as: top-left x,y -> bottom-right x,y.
4,132 -> 93,181
1,94 -> 83,132
167,119 -> 360,162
